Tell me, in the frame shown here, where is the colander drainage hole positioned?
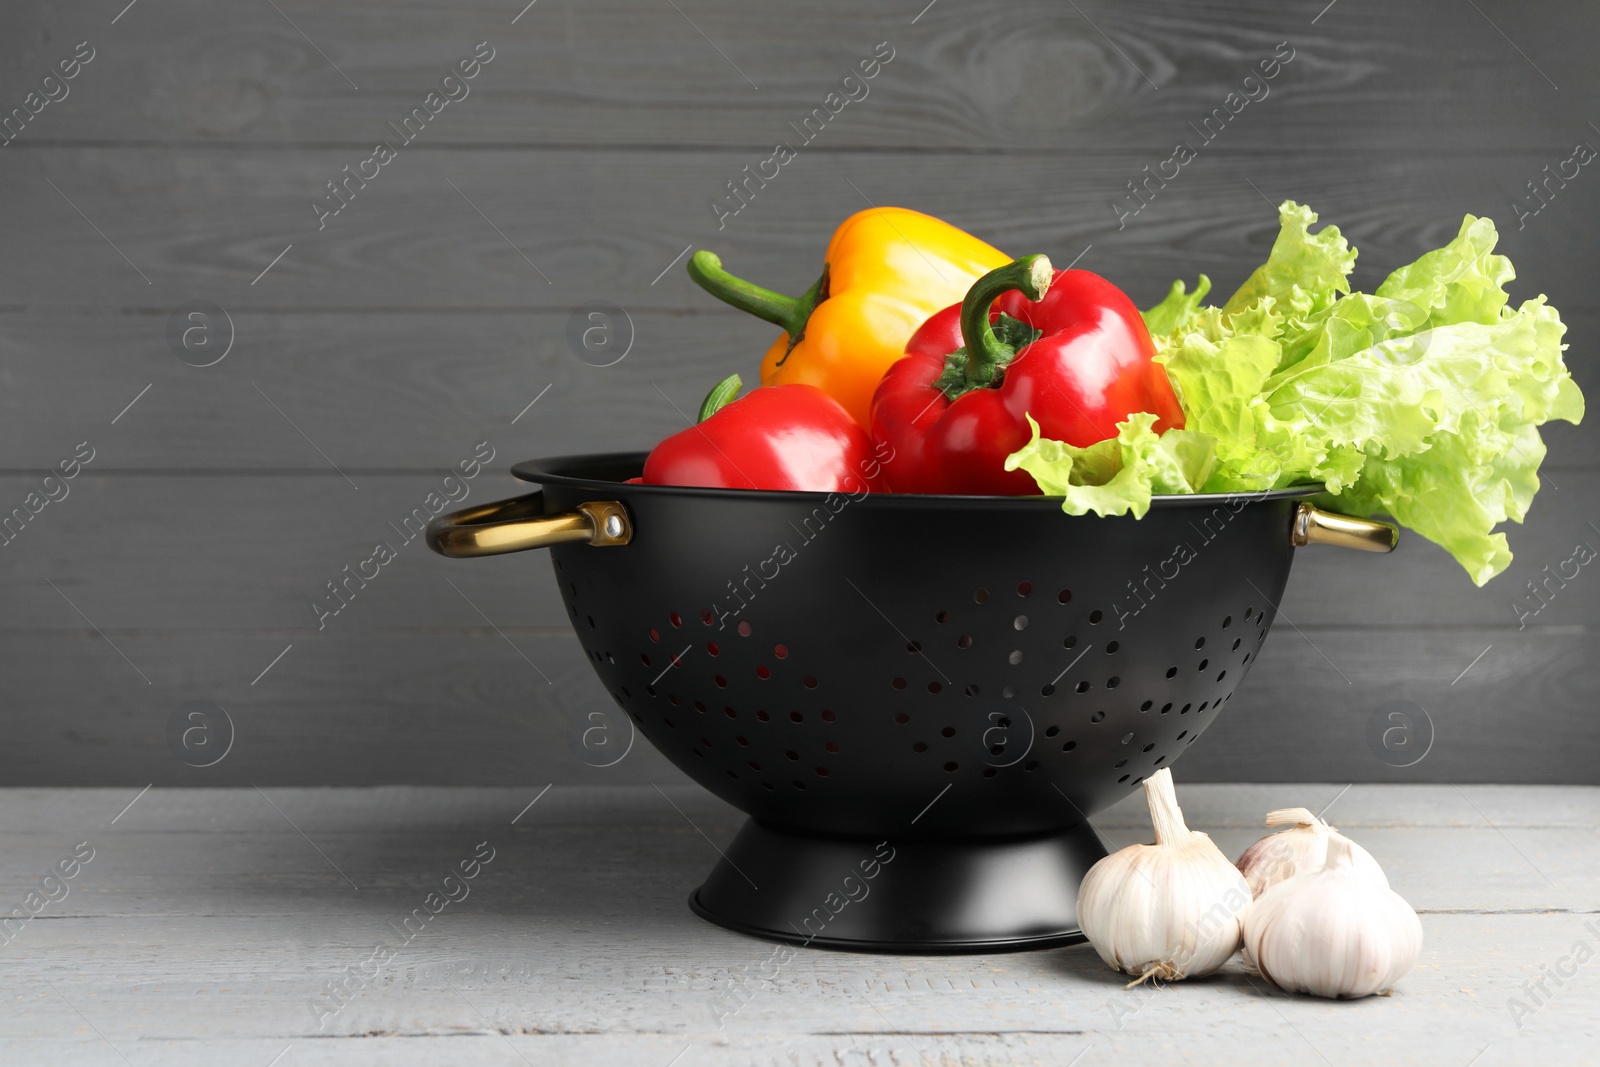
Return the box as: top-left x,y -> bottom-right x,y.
725,707 -> 737,718
1003,685 -> 1017,699
790,711 -> 804,723
935,610 -> 950,623
825,741 -> 840,753
1089,610 -> 1103,624
803,676 -> 818,689
756,666 -> 771,679
707,642 -> 719,656
736,736 -> 748,746
1117,774 -> 1130,783
1063,634 -> 1078,649
1176,730 -> 1188,741
738,620 -> 753,637
1222,614 -> 1233,628
943,762 -> 959,772
1090,711 -> 1105,723
1106,641 -> 1120,654
1045,725 -> 1060,737
1140,700 -> 1153,712
1153,755 -> 1165,765
1062,740 -> 1077,751
1041,684 -> 1055,697
1142,743 -> 1156,753
815,767 -> 829,777
1120,732 -> 1134,744
1217,670 -> 1227,682
1009,650 -> 1024,665
1165,666 -> 1177,678
974,588 -> 990,604
793,781 -> 807,790
1057,588 -> 1073,604
907,640 -> 922,654
893,677 -> 907,690
700,736 -> 712,748
762,782 -> 774,790
913,742 -> 928,752
1106,676 -> 1121,689
983,768 -> 998,779
1114,758 -> 1128,768
756,710 -> 770,722
1195,637 -> 1206,649
821,710 -> 836,722
1180,703 -> 1192,714
786,750 -> 799,761
1014,615 -> 1028,631
640,654 -> 651,666
670,612 -> 682,628
748,760 -> 760,770
958,635 -> 973,649
694,701 -> 706,713
928,681 -> 942,694
1233,638 -> 1242,651
701,609 -> 714,626
1024,760 -> 1039,771
649,628 -> 660,642
894,712 -> 910,724
1198,659 -> 1209,671
714,675 -> 727,688
1075,681 -> 1091,694
726,770 -> 738,780
964,684 -> 980,697
1017,581 -> 1032,597
941,727 -> 956,738
1161,703 -> 1172,714
774,644 -> 788,659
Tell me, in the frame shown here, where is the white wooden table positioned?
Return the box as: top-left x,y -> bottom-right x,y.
2,784 -> 1595,1066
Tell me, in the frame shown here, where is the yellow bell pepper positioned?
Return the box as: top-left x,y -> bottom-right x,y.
687,208 -> 1010,427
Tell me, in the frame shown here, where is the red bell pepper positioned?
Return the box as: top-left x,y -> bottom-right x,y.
871,255 -> 1185,495
642,375 -> 890,493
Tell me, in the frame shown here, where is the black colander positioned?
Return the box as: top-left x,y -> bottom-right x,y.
428,451 -> 1396,952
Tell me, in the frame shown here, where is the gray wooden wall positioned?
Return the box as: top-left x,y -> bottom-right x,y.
0,0 -> 1594,787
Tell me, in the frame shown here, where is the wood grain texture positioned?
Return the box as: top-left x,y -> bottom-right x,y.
0,0 -> 1594,786
3,470 -> 1599,635
0,625 -> 1593,786
0,0 -> 1591,151
0,785 -> 1595,1064
1,145 -> 1593,311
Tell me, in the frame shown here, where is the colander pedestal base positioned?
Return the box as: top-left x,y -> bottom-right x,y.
689,818 -> 1107,953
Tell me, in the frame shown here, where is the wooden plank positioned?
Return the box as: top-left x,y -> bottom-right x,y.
0,785 -> 1595,1065
0,625 -> 1593,785
0,146 -> 1591,314
1,471 -> 1596,637
0,0 -> 1592,152
0,307 -> 1594,472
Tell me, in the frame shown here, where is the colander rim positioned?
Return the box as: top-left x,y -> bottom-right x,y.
511,451 -> 1326,509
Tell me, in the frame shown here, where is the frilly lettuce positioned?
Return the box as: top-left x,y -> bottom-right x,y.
1007,201 -> 1583,586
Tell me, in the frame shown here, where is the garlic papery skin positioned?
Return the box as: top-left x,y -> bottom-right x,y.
1236,807 -> 1387,898
1076,768 -> 1251,981
1244,834 -> 1423,999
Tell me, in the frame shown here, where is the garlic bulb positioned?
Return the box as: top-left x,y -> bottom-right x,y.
1236,807 -> 1387,898
1077,768 -> 1250,981
1245,834 -> 1423,998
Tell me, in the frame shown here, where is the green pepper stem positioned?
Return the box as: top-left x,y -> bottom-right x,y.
687,250 -> 828,343
959,254 -> 1054,388
698,373 -> 742,423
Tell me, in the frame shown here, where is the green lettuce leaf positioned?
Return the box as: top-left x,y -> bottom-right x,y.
1009,200 -> 1584,586
1005,413 -> 1217,519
